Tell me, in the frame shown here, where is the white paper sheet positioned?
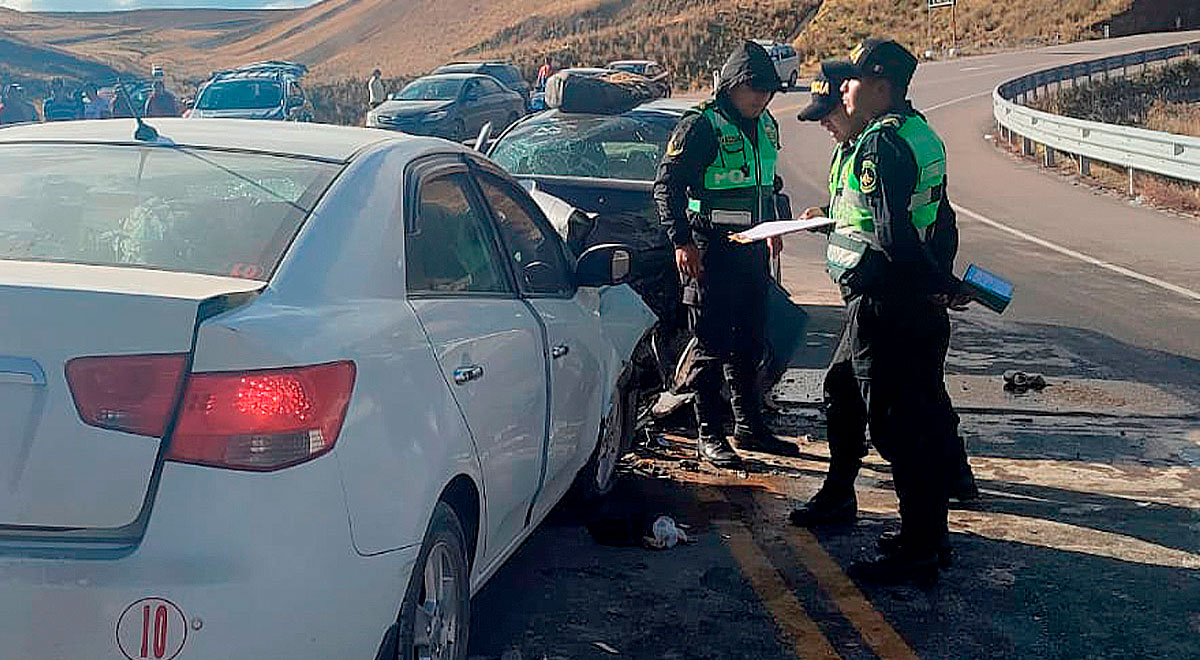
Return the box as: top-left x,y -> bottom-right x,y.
728,218 -> 836,243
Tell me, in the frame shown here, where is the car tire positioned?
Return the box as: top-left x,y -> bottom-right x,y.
788,70 -> 799,90
506,112 -> 519,128
570,378 -> 629,502
453,119 -> 467,142
396,502 -> 470,660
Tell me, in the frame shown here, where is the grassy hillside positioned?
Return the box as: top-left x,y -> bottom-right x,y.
3,0 -> 1195,120
791,0 -> 1180,65
464,0 -> 818,88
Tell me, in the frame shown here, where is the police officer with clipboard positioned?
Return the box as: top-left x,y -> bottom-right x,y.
788,39 -> 976,583
654,41 -> 798,467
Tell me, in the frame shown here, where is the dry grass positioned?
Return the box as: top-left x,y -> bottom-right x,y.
793,0 -> 1133,66
1030,60 -> 1200,126
468,0 -> 818,89
1145,98 -> 1200,137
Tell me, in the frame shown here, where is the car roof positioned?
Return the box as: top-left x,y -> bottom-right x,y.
440,60 -> 512,67
412,73 -> 489,82
524,97 -> 690,123
209,69 -> 289,83
0,118 -> 441,163
609,60 -> 657,66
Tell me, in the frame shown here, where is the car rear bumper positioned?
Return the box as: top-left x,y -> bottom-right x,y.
0,458 -> 418,659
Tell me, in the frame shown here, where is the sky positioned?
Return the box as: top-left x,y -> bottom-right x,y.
0,0 -> 320,10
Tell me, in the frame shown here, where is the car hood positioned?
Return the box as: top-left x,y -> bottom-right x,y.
190,107 -> 284,120
373,100 -> 454,117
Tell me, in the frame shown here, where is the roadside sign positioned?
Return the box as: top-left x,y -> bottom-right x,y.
928,0 -> 955,7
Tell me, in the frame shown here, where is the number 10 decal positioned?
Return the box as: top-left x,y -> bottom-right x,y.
117,598 -> 188,660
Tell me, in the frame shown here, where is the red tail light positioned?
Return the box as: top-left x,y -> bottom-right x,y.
165,361 -> 355,472
66,354 -> 189,437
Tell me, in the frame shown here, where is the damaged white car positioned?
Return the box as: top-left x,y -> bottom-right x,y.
0,118 -> 654,660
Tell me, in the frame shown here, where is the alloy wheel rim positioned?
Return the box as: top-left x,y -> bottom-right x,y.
595,397 -> 622,489
411,542 -> 459,660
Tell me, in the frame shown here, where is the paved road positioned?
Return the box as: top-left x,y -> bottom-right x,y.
772,31 -> 1200,375
468,33 -> 1200,660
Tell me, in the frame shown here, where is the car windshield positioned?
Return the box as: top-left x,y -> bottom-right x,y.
395,78 -> 464,101
0,144 -> 340,280
196,79 -> 283,110
490,110 -> 677,181
610,63 -> 648,74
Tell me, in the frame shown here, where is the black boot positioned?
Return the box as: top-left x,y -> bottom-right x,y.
850,547 -> 940,586
877,530 -> 953,568
697,425 -> 741,468
732,426 -> 800,457
948,462 -> 980,502
788,482 -> 857,527
725,361 -> 801,456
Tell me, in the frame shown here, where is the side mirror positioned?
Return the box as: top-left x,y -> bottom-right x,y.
575,243 -> 633,287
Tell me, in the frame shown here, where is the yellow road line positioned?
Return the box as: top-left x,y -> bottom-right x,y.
716,518 -> 843,660
754,492 -> 922,660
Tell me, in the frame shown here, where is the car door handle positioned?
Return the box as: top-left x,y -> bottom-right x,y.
551,345 -> 570,360
453,365 -> 484,385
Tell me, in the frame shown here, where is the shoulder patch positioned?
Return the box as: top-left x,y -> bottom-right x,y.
858,158 -> 878,194
666,131 -> 686,157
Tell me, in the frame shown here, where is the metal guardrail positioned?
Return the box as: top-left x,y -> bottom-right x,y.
992,40 -> 1200,188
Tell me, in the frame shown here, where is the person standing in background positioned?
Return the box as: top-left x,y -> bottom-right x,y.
42,78 -> 80,122
536,56 -> 555,90
369,69 -> 386,109
81,82 -> 111,120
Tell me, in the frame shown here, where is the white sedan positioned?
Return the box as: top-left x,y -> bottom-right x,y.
0,118 -> 655,660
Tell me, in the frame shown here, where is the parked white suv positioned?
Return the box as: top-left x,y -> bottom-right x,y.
753,39 -> 801,89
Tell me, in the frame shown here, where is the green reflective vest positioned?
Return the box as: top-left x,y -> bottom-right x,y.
826,112 -> 947,285
686,102 -> 780,227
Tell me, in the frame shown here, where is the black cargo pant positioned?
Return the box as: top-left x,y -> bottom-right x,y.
684,234 -> 771,436
823,294 -> 957,551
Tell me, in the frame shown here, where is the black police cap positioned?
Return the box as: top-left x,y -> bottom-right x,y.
797,60 -> 850,121
841,38 -> 918,90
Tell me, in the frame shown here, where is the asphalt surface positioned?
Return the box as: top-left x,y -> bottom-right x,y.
468,33 -> 1200,660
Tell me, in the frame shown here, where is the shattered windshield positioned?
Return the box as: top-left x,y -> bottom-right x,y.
0,144 -> 340,280
490,110 -> 677,181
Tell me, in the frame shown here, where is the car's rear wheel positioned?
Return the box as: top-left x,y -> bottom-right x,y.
788,70 -> 799,89
397,503 -> 470,660
453,119 -> 467,142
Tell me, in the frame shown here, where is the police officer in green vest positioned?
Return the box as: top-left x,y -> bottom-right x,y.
654,40 -> 798,467
789,39 -> 970,583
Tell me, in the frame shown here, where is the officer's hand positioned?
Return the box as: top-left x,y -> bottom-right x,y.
675,243 -> 703,280
768,235 -> 783,259
948,292 -> 974,311
800,206 -> 831,234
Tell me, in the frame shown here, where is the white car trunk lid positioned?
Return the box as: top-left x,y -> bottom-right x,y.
0,262 -> 260,532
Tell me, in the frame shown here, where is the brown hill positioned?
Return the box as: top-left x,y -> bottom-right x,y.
4,0 -> 1194,94
793,0 -> 1197,66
